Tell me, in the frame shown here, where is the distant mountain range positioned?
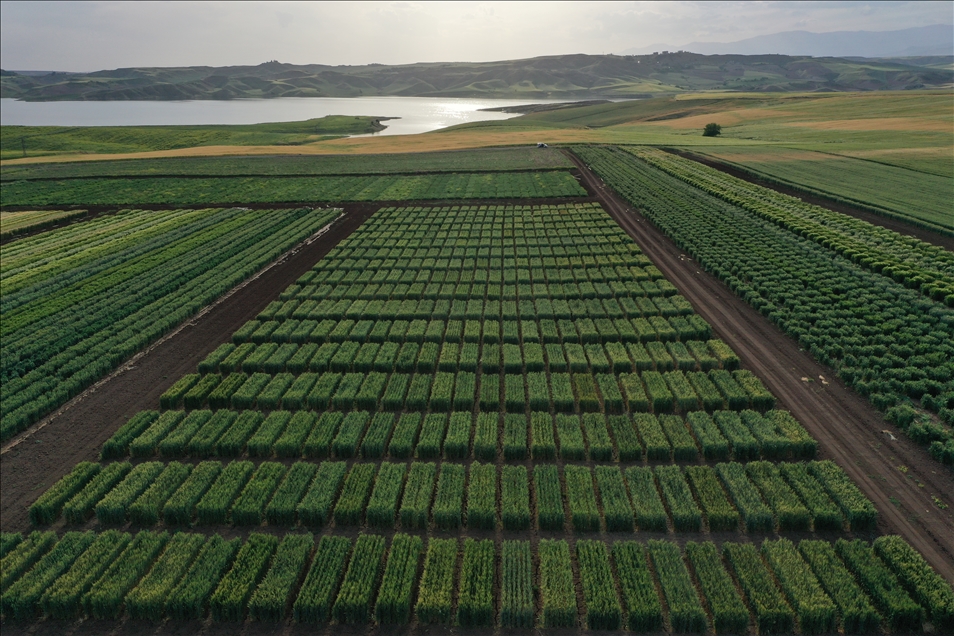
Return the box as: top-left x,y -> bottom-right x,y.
2,51 -> 951,102
623,24 -> 953,58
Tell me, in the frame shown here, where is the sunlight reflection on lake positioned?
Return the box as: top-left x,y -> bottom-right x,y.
0,96 -> 576,135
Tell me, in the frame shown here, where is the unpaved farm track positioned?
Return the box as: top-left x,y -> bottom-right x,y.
567,150 -> 954,582
0,204 -> 378,532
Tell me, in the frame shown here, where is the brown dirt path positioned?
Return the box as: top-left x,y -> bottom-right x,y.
0,204 -> 378,532
567,150 -> 954,582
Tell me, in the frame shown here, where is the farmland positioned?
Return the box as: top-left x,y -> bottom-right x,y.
1,89 -> 952,632
577,147 -> 954,465
4,194 -> 952,630
0,206 -> 342,440
687,145 -> 953,233
0,171 -> 585,207
0,209 -> 86,239
0,146 -> 574,179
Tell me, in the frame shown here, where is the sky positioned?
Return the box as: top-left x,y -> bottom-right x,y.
1,1 -> 952,71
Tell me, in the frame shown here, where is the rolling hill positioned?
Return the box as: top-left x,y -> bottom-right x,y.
3,52 -> 951,101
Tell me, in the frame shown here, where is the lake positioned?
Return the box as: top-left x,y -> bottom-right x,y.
0,96 -> 572,135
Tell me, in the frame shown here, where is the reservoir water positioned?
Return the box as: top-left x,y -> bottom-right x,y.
0,96 -> 569,135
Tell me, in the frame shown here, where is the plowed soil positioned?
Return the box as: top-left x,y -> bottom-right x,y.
0,204 -> 378,531
567,150 -> 954,581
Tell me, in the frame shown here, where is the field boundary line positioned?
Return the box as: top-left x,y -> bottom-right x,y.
0,208 -> 345,456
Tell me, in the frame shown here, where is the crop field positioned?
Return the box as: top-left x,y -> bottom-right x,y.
686,146 -> 953,234
0,206 -> 342,441
0,209 -> 87,239
578,146 -> 954,467
8,199 -> 952,630
0,146 -> 574,180
0,171 -> 586,207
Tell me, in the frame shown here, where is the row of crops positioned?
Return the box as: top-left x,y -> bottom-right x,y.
233,314 -> 712,346
0,206 -> 342,441
576,147 -> 954,466
211,337 -> 730,375
631,148 -> 954,304
153,368 -> 772,417
0,172 -> 587,207
101,408 -> 815,464
2,530 -> 951,630
31,457 -> 869,533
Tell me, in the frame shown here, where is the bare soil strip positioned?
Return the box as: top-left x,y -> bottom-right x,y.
0,204 -> 377,532
669,149 -> 954,251
567,150 -> 954,581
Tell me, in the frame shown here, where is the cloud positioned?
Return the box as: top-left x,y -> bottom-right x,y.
1,0 -> 950,71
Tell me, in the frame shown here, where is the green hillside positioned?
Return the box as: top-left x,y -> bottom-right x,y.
3,52 -> 951,101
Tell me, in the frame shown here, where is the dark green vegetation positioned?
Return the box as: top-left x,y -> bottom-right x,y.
6,531 -> 940,628
36,458 -> 867,532
0,172 -> 585,207
578,146 -> 954,466
0,116 -> 385,159
0,147 -> 572,180
3,53 -> 950,101
0,206 -> 341,440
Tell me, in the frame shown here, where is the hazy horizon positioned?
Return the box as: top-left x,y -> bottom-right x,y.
1,1 -> 952,72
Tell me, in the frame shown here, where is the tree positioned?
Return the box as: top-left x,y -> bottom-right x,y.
702,123 -> 722,137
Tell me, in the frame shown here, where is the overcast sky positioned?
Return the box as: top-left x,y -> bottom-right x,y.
1,1 -> 951,71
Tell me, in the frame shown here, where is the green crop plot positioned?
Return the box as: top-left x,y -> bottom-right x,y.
0,171 -> 585,207
1,146 -> 573,180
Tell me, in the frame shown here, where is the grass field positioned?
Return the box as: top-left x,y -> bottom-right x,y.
3,91 -> 948,176
0,116 -> 386,160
